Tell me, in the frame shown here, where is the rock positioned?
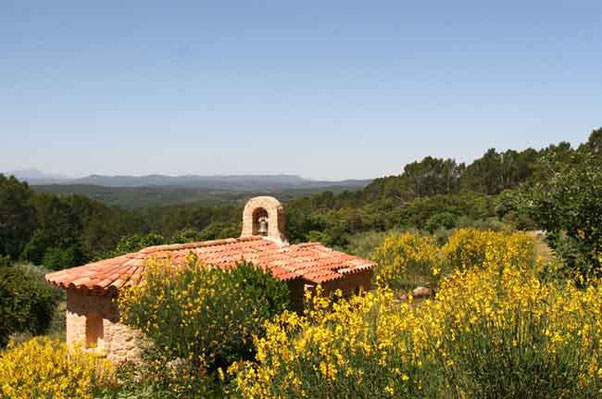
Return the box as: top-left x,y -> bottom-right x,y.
412,286 -> 433,298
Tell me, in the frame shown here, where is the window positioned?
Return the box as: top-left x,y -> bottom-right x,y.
85,313 -> 104,349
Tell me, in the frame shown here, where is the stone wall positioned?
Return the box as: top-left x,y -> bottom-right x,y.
326,270 -> 372,296
322,269 -> 373,297
66,290 -> 141,363
65,270 -> 372,362
291,270 -> 373,312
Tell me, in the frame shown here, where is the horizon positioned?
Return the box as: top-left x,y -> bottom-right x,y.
1,0 -> 601,180
3,168 -> 371,181
2,130 -> 595,182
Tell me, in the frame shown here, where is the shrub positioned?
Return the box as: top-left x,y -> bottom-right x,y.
233,255 -> 602,398
118,259 -> 291,395
0,264 -> 62,347
0,255 -> 11,267
109,233 -> 165,257
42,245 -> 83,270
424,211 -> 457,233
518,148 -> 602,280
371,232 -> 441,290
443,228 -> 534,271
0,337 -> 115,399
346,230 -> 395,258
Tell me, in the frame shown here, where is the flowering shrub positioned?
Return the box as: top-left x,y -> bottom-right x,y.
371,228 -> 535,291
118,258 -> 290,395
443,227 -> 535,271
0,337 -> 115,399
233,235 -> 602,398
371,232 -> 442,289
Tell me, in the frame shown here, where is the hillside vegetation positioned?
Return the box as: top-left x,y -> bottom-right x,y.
0,128 -> 600,271
1,128 -> 602,398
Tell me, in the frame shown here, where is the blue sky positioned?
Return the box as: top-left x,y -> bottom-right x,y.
1,0 -> 600,180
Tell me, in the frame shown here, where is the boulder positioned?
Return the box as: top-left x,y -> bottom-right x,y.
412,286 -> 433,298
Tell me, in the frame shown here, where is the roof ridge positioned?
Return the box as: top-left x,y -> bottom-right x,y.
139,236 -> 263,254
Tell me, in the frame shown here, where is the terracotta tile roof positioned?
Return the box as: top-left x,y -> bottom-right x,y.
45,236 -> 376,296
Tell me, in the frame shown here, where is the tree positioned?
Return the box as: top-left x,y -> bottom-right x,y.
21,194 -> 86,268
403,157 -> 464,197
461,148 -> 538,194
581,127 -> 602,157
0,175 -> 36,260
518,149 -> 602,279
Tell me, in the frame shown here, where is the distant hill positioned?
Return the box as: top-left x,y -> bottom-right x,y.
31,182 -> 369,209
18,172 -> 370,209
3,170 -> 370,191
5,168 -> 69,184
68,174 -> 369,191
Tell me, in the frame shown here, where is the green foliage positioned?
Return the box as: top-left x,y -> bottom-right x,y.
119,260 -> 291,378
345,230 -> 394,258
0,175 -> 35,259
581,127 -> 602,156
518,148 -> 602,279
460,148 -> 539,194
98,356 -> 222,399
0,255 -> 12,267
198,222 -> 240,241
0,264 -> 62,347
2,128 -> 598,270
109,233 -> 165,256
403,157 -> 464,197
172,228 -> 202,243
42,245 -> 84,271
424,212 -> 457,233
0,175 -> 149,268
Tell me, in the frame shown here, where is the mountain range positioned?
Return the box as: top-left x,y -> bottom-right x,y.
6,169 -> 369,190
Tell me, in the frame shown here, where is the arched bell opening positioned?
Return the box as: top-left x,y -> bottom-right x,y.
252,207 -> 269,236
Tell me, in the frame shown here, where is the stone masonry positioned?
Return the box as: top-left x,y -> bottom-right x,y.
66,290 -> 141,363
241,196 -> 288,244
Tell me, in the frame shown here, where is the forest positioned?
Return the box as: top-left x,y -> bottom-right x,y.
1,128 -> 600,271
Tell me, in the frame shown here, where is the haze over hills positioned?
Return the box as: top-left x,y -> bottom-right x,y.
4,169 -> 371,209
70,173 -> 369,190
5,169 -> 370,189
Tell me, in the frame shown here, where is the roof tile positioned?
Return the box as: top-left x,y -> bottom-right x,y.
46,236 -> 375,295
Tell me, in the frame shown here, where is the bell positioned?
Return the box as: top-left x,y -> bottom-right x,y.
258,217 -> 268,236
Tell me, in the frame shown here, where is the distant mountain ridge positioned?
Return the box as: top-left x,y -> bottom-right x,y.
5,169 -> 370,191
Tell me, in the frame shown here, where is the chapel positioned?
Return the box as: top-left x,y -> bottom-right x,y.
45,196 -> 375,362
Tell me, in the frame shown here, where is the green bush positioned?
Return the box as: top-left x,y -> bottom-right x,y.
424,212 -> 457,233
0,264 -> 62,347
346,230 -> 395,258
0,255 -> 12,267
42,245 -> 83,271
107,233 -> 165,257
119,259 -> 291,396
518,148 -> 602,280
